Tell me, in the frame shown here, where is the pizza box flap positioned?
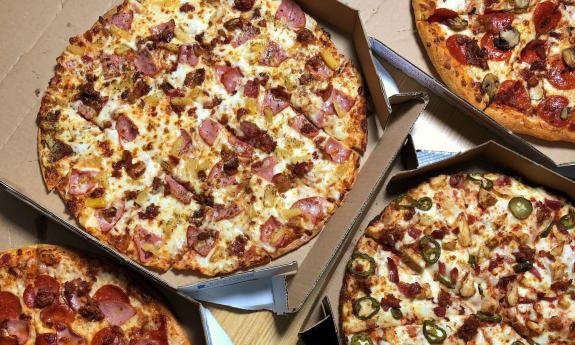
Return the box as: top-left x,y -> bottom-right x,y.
0,190 -> 209,345
338,0 -> 575,167
0,0 -> 420,314
298,140 -> 575,344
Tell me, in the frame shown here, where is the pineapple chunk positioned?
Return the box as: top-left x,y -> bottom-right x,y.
320,48 -> 339,70
144,94 -> 161,106
85,197 -> 107,209
333,99 -> 347,118
170,97 -> 194,106
175,27 -> 194,43
135,189 -> 149,206
114,44 -> 132,56
109,25 -> 130,40
66,45 -> 85,55
263,185 -> 276,208
171,136 -> 186,157
281,208 -> 302,220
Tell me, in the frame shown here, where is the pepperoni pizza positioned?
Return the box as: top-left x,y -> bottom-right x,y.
36,0 -> 366,276
0,245 -> 190,345
414,0 -> 575,143
340,173 -> 575,345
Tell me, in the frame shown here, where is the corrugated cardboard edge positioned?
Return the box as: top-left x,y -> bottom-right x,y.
286,93 -> 427,312
297,140 -> 575,344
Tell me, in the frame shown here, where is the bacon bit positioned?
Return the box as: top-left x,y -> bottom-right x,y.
379,294 -> 401,311
551,279 -> 572,292
488,255 -> 504,272
496,275 -> 516,292
456,316 -> 480,341
407,227 -> 421,239
449,174 -> 465,189
138,204 -> 160,220
387,257 -> 399,284
494,175 -> 511,187
450,268 -> 459,285
433,306 -> 447,317
529,267 -> 542,280
431,228 -> 447,239
398,282 -> 422,298
544,199 -> 563,211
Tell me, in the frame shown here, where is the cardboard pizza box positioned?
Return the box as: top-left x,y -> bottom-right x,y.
298,141 -> 575,345
339,0 -> 575,170
0,190 -> 212,345
0,0 -> 426,313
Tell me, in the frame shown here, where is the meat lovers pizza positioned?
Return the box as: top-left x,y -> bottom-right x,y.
414,0 -> 575,143
0,245 -> 190,345
340,173 -> 575,344
36,0 -> 367,276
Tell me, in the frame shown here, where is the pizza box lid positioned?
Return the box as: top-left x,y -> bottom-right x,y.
0,190 -> 212,345
0,0 -> 425,314
298,140 -> 575,344
338,0 -> 575,169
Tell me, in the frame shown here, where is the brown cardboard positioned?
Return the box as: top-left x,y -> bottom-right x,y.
0,190 -> 208,345
299,141 -> 575,343
340,0 -> 575,167
0,0 -> 422,313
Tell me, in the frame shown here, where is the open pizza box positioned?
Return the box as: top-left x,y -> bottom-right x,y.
339,0 -> 575,176
298,140 -> 575,345
0,0 -> 428,314
0,190 -> 218,345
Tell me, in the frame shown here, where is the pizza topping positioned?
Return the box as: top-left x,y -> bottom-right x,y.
25,275 -> 61,309
350,334 -> 373,345
178,45 -> 199,67
548,56 -> 575,90
296,28 -> 316,44
252,156 -> 276,181
521,40 -> 547,65
419,236 -> 441,264
480,73 -> 499,103
559,209 -> 575,230
198,118 -> 221,146
320,138 -> 351,164
262,87 -> 290,115
90,326 -> 125,345
455,316 -> 480,341
446,35 -> 487,69
212,203 -> 242,222
243,80 -> 260,98
288,114 -> 319,138
482,31 -> 512,61
63,279 -> 91,311
40,304 -> 75,327
259,41 -> 288,67
494,28 -> 520,51
56,324 -> 85,345
428,9 -> 468,31
115,115 -> 138,143
533,1 -> 561,36
290,197 -> 326,224
346,252 -> 375,277
288,162 -> 313,178
133,49 -> 158,76
186,226 -> 218,256
96,201 -> 124,233
215,66 -> 243,94
493,80 -> 530,111
275,0 -> 306,29
134,226 -> 162,263
239,121 -> 277,153
93,285 -> 135,326
76,83 -> 107,119
478,13 -> 514,33
562,48 -> 575,70
4,320 -> 29,345
422,320 -> 447,344
165,175 -> 192,204
0,292 -> 20,323
352,296 -> 380,320
537,96 -> 571,127
475,311 -> 502,323
305,55 -> 333,80
148,20 -> 175,43
508,197 -> 533,219
68,169 -> 98,196
233,0 -> 255,11
109,10 -> 133,31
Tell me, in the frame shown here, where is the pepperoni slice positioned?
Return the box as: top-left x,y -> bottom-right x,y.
0,337 -> 17,345
198,118 -> 221,146
288,114 -> 319,138
115,115 -> 139,143
26,275 -> 60,309
165,175 -> 192,205
186,226 -> 218,257
446,35 -> 469,64
109,11 -> 133,31
291,197 -> 327,224
537,96 -> 570,127
35,333 -> 57,345
493,80 -> 531,111
481,32 -> 511,61
275,0 -> 306,29
252,156 -> 277,181
68,170 -> 98,196
178,45 -> 198,67
0,292 -> 22,320
134,49 -> 159,76
533,1 -> 561,36
478,12 -> 514,33
426,8 -> 458,23
5,320 -> 29,345
40,304 -> 75,327
91,327 -> 125,345
93,285 -> 135,326
320,138 -> 351,164
520,40 -> 547,65
259,41 -> 288,67
548,56 -> 575,90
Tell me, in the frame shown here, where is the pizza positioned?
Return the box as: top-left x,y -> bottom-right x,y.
0,245 -> 190,345
413,0 -> 575,143
36,0 -> 366,276
340,173 -> 575,344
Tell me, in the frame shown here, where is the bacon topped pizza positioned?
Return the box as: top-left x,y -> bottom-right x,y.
414,0 -> 575,143
340,173 -> 575,345
0,245 -> 190,345
36,0 -> 366,276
